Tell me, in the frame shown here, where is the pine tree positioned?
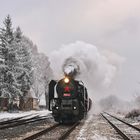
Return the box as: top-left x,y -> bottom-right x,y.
0,15 -> 51,107
0,15 -> 13,46
14,27 -> 22,42
14,31 -> 33,97
0,15 -> 21,99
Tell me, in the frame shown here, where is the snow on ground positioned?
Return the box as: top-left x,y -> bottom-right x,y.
0,110 -> 51,121
132,122 -> 140,125
77,115 -> 93,140
75,113 -> 123,140
77,115 -> 108,140
91,134 -> 108,140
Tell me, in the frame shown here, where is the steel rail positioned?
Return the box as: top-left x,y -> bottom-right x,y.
104,112 -> 140,132
58,122 -> 80,140
0,114 -> 33,125
0,115 -> 39,129
23,124 -> 60,140
101,113 -> 130,140
0,116 -> 49,129
23,122 -> 80,140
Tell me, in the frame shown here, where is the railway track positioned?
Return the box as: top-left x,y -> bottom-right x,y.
0,115 -> 52,130
24,122 -> 80,140
0,114 -> 32,125
101,112 -> 140,140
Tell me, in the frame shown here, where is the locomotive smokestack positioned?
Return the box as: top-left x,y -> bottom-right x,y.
62,57 -> 80,79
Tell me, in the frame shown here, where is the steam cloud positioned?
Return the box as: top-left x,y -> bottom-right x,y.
49,41 -> 124,101
62,57 -> 80,78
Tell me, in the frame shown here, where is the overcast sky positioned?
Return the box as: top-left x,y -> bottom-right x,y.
0,0 -> 140,100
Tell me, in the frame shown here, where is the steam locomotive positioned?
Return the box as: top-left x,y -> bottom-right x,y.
48,76 -> 92,123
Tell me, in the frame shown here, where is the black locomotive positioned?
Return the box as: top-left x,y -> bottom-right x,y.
48,76 -> 92,123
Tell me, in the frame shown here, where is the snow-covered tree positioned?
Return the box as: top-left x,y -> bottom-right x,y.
0,15 -> 21,99
31,52 -> 52,105
0,15 -> 52,108
14,28 -> 33,97
0,15 -> 33,100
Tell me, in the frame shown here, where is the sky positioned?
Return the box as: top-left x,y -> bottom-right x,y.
0,0 -> 140,100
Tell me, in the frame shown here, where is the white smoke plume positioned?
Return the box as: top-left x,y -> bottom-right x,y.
62,57 -> 80,78
49,41 -> 124,102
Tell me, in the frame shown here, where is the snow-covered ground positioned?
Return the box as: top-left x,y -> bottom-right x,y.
66,114 -> 122,140
77,115 -> 109,140
0,110 -> 51,121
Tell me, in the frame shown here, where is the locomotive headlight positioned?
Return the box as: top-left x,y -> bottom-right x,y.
73,106 -> 77,110
64,77 -> 70,83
